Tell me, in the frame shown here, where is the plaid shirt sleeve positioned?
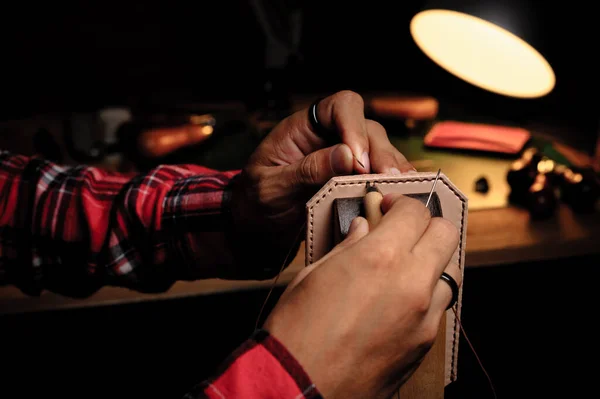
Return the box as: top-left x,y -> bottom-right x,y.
0,150 -> 322,398
184,329 -> 322,399
0,150 -> 254,297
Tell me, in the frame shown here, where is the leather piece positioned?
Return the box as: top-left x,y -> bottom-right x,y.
424,120 -> 531,154
305,171 -> 468,386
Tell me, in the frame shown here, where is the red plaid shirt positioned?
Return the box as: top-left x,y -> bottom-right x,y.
0,151 -> 322,399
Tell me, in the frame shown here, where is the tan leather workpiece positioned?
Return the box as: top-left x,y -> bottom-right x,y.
305,171 -> 468,391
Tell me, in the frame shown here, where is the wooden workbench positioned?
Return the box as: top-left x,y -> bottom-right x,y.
1,201 -> 599,315
1,96 -> 599,315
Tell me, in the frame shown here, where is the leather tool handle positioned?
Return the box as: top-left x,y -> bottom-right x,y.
137,123 -> 214,158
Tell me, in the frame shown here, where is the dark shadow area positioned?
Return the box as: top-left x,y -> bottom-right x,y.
0,1 -> 598,149
0,2 -> 599,398
1,253 -> 599,398
0,287 -> 283,399
446,252 -> 600,398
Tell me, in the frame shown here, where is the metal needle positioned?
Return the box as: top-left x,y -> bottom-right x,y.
425,169 -> 441,208
354,154 -> 365,169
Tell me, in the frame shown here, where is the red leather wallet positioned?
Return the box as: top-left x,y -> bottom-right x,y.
424,120 -> 531,155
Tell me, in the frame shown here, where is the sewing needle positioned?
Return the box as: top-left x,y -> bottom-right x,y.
425,169 -> 441,208
354,154 -> 365,169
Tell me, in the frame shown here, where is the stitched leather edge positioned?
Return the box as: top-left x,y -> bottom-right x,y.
306,176 -> 467,383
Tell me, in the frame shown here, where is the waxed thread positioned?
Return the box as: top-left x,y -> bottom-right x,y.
254,221 -> 306,331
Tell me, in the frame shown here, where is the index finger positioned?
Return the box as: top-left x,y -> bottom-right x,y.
314,91 -> 370,172
280,91 -> 370,173
370,193 -> 432,251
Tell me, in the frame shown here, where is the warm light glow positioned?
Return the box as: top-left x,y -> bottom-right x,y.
410,9 -> 556,98
564,169 -> 583,183
510,159 -> 524,170
522,148 -> 538,162
190,114 -> 215,125
530,174 -> 547,192
537,158 -> 555,174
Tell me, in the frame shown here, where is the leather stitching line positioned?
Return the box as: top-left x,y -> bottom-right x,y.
307,177 -> 467,383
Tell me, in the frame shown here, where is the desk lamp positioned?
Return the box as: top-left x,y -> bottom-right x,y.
409,2 -> 600,216
410,3 -> 555,99
408,1 -> 558,156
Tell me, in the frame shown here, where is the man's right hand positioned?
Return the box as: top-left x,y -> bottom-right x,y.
263,193 -> 461,399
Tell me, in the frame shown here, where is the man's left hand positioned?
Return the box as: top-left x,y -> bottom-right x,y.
230,90 -> 414,277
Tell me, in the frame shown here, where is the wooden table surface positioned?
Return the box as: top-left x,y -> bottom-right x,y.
1,97 -> 599,315
1,201 -> 599,315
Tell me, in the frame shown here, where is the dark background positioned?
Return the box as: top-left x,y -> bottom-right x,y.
2,254 -> 598,399
0,1 -> 598,149
1,2 -> 599,398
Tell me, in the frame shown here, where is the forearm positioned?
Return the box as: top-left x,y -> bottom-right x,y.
183,330 -> 322,399
0,151 -> 241,297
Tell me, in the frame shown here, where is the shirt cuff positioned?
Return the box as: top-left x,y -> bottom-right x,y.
221,172 -> 304,281
187,329 -> 322,399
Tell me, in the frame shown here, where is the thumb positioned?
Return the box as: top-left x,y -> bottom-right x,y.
284,217 -> 369,294
340,216 -> 370,246
321,216 -> 371,261
286,143 -> 354,187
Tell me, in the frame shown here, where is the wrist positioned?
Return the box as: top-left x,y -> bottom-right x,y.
202,329 -> 322,399
252,330 -> 323,398
226,170 -> 303,280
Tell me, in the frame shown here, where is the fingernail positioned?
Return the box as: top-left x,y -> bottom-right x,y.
390,167 -> 401,175
361,152 -> 371,172
347,216 -> 368,235
331,144 -> 353,174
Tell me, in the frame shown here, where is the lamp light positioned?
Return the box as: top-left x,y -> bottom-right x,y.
410,1 -> 555,99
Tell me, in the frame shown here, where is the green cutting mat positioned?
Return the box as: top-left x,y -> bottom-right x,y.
391,135 -> 515,211
390,133 -> 580,211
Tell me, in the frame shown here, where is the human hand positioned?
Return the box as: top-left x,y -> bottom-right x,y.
229,90 -> 414,278
263,193 -> 461,399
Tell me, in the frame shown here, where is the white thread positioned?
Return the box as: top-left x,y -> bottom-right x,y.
294,384 -> 316,399
208,383 -> 226,399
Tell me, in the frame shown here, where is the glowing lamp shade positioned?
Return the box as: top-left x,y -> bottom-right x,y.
410,9 -> 555,98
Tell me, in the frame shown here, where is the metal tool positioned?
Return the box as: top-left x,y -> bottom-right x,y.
426,168 -> 442,207
354,154 -> 365,169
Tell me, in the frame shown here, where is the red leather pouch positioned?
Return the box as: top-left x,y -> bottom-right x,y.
424,120 -> 531,155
